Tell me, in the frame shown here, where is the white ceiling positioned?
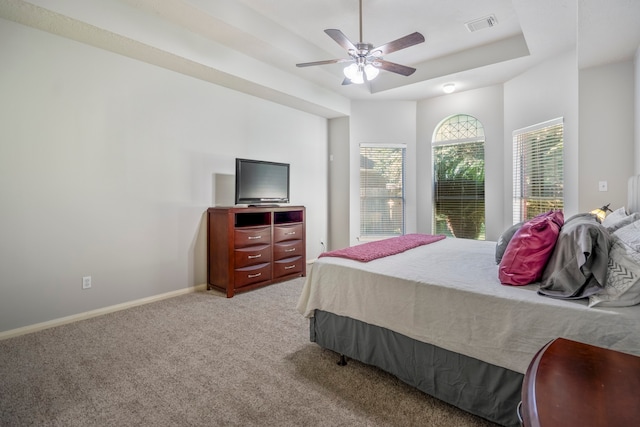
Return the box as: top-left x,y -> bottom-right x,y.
1,0 -> 640,117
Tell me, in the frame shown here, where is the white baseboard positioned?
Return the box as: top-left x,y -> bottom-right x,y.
0,284 -> 208,341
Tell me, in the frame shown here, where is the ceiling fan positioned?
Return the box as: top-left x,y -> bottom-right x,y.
296,0 -> 425,85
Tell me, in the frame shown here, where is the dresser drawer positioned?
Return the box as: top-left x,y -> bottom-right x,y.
274,224 -> 303,243
273,240 -> 303,261
234,263 -> 271,288
234,226 -> 271,248
273,256 -> 303,278
234,244 -> 272,268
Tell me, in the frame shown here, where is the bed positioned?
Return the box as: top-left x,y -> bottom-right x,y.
297,176 -> 640,427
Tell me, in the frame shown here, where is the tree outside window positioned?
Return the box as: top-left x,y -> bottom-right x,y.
432,115 -> 485,240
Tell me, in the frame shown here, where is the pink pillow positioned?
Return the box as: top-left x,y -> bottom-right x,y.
499,210 -> 564,286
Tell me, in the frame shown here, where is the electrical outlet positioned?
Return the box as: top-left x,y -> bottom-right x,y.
82,276 -> 92,289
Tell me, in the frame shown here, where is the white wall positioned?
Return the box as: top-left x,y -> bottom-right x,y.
504,50 -> 579,227
0,19 -> 327,333
579,60 -> 635,211
416,85 -> 505,240
349,101 -> 417,246
328,117 -> 350,251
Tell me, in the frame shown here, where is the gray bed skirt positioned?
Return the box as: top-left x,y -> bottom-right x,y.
310,310 -> 523,427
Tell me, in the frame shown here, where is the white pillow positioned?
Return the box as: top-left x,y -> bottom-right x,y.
605,208 -> 640,233
601,207 -> 640,232
589,220 -> 640,307
602,207 -> 630,228
614,217 -> 640,249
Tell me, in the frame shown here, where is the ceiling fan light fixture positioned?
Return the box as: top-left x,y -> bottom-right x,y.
343,63 -> 362,83
343,62 -> 379,84
351,75 -> 365,84
296,0 -> 425,85
364,64 -> 379,80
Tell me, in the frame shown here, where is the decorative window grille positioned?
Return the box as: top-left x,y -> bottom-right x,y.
512,118 -> 564,222
432,114 -> 485,240
360,144 -> 406,239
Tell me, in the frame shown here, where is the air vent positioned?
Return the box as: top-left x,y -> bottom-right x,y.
465,14 -> 498,32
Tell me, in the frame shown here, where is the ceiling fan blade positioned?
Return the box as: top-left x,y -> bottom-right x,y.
296,58 -> 351,67
341,77 -> 353,86
373,32 -> 425,56
373,59 -> 417,76
325,29 -> 357,52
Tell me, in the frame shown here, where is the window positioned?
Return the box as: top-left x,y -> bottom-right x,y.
513,118 -> 564,222
360,144 -> 406,239
432,114 -> 485,240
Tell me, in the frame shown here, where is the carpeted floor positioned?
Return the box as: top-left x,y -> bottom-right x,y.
0,278 -> 499,426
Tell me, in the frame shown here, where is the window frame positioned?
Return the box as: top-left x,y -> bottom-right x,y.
432,114 -> 486,240
359,143 -> 406,240
512,117 -> 564,223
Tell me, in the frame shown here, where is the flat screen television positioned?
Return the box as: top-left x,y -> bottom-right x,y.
235,158 -> 290,205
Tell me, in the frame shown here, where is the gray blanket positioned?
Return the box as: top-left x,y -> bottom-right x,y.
538,214 -> 611,299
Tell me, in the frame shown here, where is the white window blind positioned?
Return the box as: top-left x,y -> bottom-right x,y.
513,118 -> 564,222
360,144 -> 405,239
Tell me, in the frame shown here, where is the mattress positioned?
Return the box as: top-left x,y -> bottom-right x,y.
297,237 -> 640,374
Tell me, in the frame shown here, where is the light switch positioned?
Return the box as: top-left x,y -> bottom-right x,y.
599,181 -> 608,192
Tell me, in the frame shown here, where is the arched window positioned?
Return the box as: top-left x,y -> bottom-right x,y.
432,114 -> 485,240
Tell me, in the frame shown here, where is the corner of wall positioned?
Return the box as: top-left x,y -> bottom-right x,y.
635,46 -> 640,174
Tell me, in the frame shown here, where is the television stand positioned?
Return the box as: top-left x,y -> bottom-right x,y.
207,205 -> 306,297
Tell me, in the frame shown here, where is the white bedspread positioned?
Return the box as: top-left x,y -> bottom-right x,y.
297,237 -> 640,374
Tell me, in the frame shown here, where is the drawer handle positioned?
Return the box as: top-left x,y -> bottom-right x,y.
247,272 -> 262,278
284,248 -> 296,252
284,264 -> 296,270
284,231 -> 296,235
247,235 -> 262,240
247,254 -> 262,259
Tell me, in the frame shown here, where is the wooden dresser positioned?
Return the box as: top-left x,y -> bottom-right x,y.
207,206 -> 305,297
520,337 -> 640,427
